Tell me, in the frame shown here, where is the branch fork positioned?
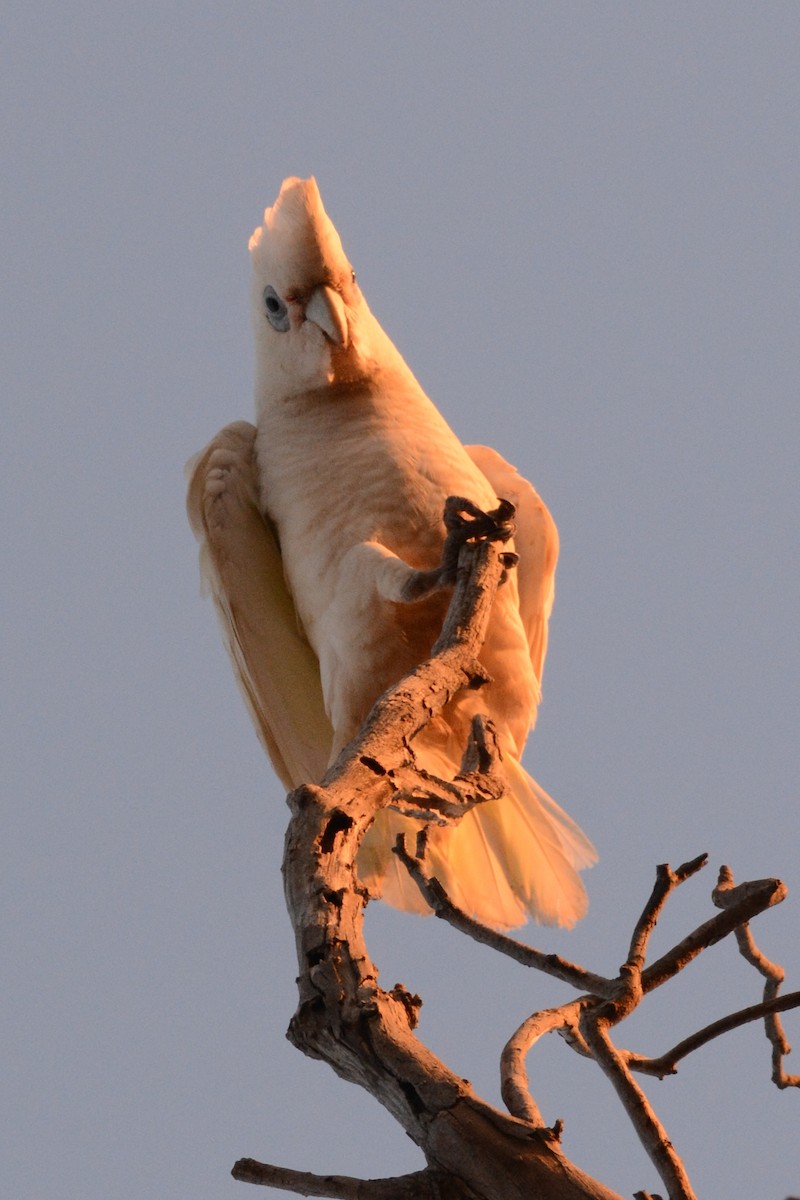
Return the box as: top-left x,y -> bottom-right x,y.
231,497 -> 796,1200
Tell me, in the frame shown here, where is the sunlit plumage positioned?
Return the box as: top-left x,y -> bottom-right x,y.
187,177 -> 596,929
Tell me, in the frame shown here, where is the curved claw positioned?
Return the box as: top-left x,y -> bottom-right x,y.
400,496 -> 519,601
443,496 -> 517,543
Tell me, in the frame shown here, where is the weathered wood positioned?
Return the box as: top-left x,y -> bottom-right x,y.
229,504 -> 795,1199
270,532 -> 624,1199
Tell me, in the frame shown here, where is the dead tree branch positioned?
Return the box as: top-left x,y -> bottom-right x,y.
399,839 -> 795,1198
641,872 -> 786,993
627,990 -> 800,1079
624,856 -> 708,978
580,1015 -> 697,1200
231,1158 -> 465,1198
231,497 -> 795,1200
714,866 -> 800,1088
500,999 -> 590,1126
239,512 -> 624,1199
393,833 -> 613,995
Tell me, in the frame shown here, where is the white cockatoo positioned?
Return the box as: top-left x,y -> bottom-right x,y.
187,177 -> 596,930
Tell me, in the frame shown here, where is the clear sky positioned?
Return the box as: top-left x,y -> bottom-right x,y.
4,4 -> 798,1198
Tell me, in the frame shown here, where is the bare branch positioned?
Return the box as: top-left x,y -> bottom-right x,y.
384,714 -> 508,824
271,530 -> 628,1200
714,866 -> 799,1088
500,999 -> 589,1125
231,1158 -> 458,1198
494,857 -> 795,1198
384,763 -> 505,824
393,831 -> 795,1196
640,875 -> 785,994
579,1016 -> 698,1200
392,835 -> 613,995
626,991 -> 800,1078
226,487 -> 795,1198
323,540 -> 506,791
624,857 -> 708,976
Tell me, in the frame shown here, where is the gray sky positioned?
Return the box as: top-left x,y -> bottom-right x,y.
4,4 -> 798,1197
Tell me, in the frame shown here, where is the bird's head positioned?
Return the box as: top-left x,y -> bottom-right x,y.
249,177 -> 379,406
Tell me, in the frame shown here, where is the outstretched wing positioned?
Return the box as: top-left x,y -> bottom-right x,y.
187,421 -> 333,788
466,444 -> 559,704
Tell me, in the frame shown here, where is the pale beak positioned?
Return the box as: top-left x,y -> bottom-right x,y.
305,284 -> 348,347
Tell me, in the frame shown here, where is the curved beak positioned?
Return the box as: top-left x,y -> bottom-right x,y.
305,284 -> 348,347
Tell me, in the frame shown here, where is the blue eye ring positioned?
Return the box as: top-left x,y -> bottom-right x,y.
264,285 -> 290,332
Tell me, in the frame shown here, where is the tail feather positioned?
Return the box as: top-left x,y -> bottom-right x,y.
357,746 -> 596,931
484,756 -> 596,928
359,808 -> 434,917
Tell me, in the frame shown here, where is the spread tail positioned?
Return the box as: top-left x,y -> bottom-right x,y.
359,751 -> 596,930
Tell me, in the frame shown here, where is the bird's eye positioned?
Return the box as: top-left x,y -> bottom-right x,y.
264,286 -> 290,332
350,268 -> 357,284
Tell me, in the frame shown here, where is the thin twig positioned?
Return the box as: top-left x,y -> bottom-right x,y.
393,834 -> 613,995
500,999 -> 589,1125
384,761 -> 505,823
714,866 -> 799,1087
625,991 -> 800,1078
624,857 -> 708,976
640,876 -> 785,994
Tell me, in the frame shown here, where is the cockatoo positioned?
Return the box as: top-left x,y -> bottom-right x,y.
187,177 -> 596,930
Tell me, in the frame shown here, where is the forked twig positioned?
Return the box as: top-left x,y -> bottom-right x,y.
624,856 -> 708,977
395,840 -> 795,1200
714,866 -> 799,1088
641,874 -> 785,993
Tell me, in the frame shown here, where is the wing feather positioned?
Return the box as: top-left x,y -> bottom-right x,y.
186,421 -> 333,788
188,427 -> 592,930
466,444 -> 558,695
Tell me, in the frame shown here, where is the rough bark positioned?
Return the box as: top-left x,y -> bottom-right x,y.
236,529 -> 623,1198
229,503 -> 797,1199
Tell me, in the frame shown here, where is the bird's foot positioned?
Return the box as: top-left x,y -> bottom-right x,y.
440,495 -> 518,584
401,496 -> 517,601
